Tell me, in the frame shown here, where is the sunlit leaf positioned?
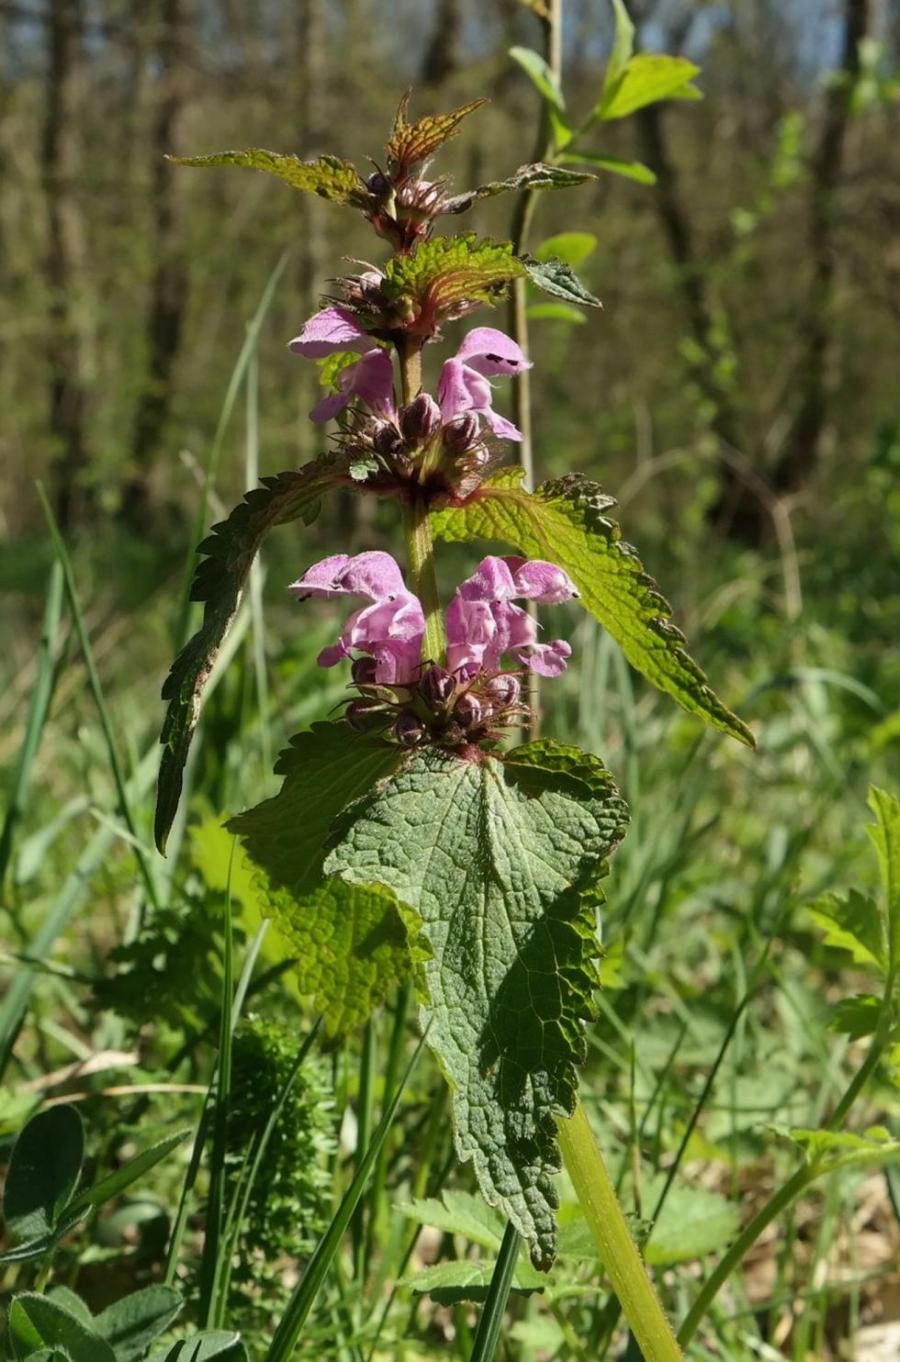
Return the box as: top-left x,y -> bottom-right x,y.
228,723 -> 409,1034
382,234 -> 526,322
327,740 -> 628,1267
387,95 -> 487,171
400,1257 -> 545,1303
597,54 -> 702,121
170,150 -> 366,205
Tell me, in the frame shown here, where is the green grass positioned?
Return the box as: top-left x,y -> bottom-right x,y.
1,319 -> 898,1362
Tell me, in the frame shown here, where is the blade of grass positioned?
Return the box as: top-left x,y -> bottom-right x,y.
468,1221 -> 521,1362
201,845 -> 236,1327
0,745 -> 159,1081
265,1028 -> 428,1362
175,251 -> 289,651
38,484 -> 160,910
244,348 -> 272,777
0,561 -> 64,890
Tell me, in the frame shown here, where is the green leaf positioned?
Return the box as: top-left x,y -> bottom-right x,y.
829,993 -> 883,1039
645,1183 -> 740,1266
169,150 -> 366,206
808,890 -> 888,974
8,1294 -> 116,1362
534,232 -> 598,268
395,1190 -> 506,1251
445,163 -> 594,214
560,150 -> 657,185
526,302 -> 588,325
68,1129 -> 190,1216
400,1257 -> 545,1303
603,0 -> 636,98
509,46 -> 566,114
326,740 -> 629,1268
228,723 -> 409,1033
382,235 -> 526,322
783,1126 -> 900,1174
94,1287 -> 182,1362
597,54 -> 702,121
4,1105 -> 84,1242
155,460 -> 346,853
0,1211 -> 88,1267
387,95 -> 487,170
522,257 -> 602,308
867,786 -> 900,974
432,470 -> 754,748
46,1288 -> 91,1325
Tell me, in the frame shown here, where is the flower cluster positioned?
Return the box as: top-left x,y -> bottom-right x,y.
289,310 -> 529,501
290,551 -> 577,750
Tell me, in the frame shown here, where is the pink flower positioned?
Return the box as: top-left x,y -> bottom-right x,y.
291,552 -> 575,691
288,306 -> 396,423
446,555 -> 576,678
437,328 -> 531,442
290,551 -> 423,684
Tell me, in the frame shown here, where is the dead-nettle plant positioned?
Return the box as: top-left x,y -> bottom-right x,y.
155,95 -> 754,1357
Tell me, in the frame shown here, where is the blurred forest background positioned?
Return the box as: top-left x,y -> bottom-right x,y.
3,0 -> 899,569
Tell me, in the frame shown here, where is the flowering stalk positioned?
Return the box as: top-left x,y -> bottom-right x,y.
399,340 -> 445,664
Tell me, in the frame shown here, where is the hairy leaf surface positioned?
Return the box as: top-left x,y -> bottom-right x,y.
326,740 -> 629,1267
228,724 -> 407,1033
387,96 -> 486,170
170,150 -> 366,204
382,235 -> 526,320
155,461 -> 345,852
433,470 -> 754,747
445,163 -> 594,214
522,257 -> 602,308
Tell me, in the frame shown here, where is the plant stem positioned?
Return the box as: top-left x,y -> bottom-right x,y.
508,0 -> 562,738
469,1221 -> 521,1362
398,339 -> 445,663
558,1098 -> 684,1362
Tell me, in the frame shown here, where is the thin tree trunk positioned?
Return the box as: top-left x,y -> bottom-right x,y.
770,0 -> 870,493
125,0 -> 189,520
43,0 -> 88,531
634,100 -> 765,540
421,0 -> 462,86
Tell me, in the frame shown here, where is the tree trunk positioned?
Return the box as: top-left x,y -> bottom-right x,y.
43,0 -> 88,531
769,0 -> 871,494
635,101 -> 765,540
124,0 -> 189,521
421,0 -> 462,86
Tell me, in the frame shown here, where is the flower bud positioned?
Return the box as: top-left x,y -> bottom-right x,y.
346,699 -> 385,732
366,170 -> 392,198
394,711 -> 424,747
485,674 -> 520,708
419,665 -> 456,710
442,721 -> 466,747
442,413 -> 479,457
351,656 -> 378,686
400,393 -> 442,445
373,422 -> 404,457
454,692 -> 483,728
